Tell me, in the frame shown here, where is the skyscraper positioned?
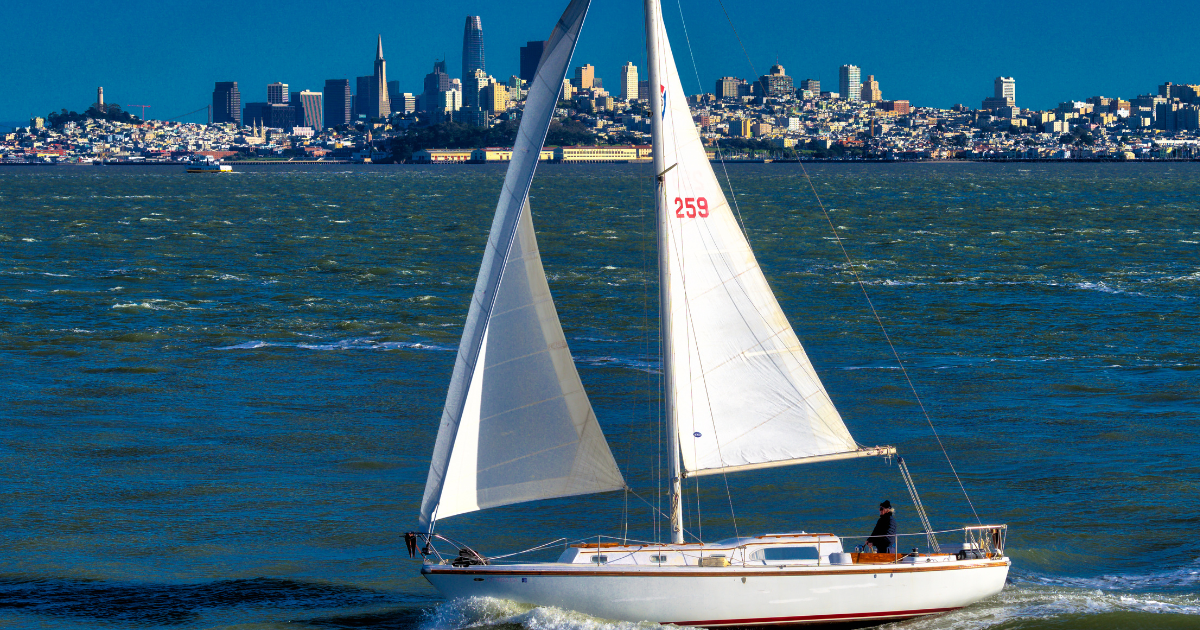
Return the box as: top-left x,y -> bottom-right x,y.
388,80 -> 401,107
323,79 -> 351,128
758,64 -> 793,98
619,62 -> 638,100
574,64 -> 594,90
520,40 -> 545,83
463,68 -> 489,113
715,77 -> 744,100
293,91 -> 323,129
212,81 -> 242,125
267,82 -> 288,104
462,16 -> 486,84
839,65 -> 861,102
422,61 -> 451,113
355,76 -> 373,119
860,75 -> 881,102
983,77 -> 1016,110
800,79 -> 820,96
995,77 -> 1016,101
372,35 -> 392,120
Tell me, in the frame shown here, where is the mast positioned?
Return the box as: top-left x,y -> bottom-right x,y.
645,0 -> 684,545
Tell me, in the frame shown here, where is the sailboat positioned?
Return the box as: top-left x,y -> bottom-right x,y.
413,0 -> 1011,625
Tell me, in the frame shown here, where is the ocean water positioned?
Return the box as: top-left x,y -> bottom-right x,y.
0,163 -> 1197,629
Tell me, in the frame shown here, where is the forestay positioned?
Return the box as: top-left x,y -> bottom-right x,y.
647,3 -> 861,476
419,0 -> 624,529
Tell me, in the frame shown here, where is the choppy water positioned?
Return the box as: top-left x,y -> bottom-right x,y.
1,163 -> 1198,629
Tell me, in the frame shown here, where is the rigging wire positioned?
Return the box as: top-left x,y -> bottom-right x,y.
713,0 -> 983,526
798,166 -> 981,524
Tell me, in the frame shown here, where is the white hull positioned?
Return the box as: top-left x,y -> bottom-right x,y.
424,559 -> 1010,626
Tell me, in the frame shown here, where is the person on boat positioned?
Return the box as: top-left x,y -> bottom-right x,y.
865,500 -> 897,553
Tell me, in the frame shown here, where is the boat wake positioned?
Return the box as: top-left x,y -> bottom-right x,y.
421,597 -> 678,630
419,575 -> 1200,630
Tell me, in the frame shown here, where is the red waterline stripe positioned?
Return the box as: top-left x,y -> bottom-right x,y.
668,606 -> 959,626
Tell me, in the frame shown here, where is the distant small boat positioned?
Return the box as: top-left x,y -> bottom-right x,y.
187,158 -> 232,173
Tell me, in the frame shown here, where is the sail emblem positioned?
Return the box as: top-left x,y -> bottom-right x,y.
660,84 -> 667,118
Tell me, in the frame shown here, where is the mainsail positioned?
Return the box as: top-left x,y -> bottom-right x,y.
646,0 -> 866,479
419,0 -> 624,529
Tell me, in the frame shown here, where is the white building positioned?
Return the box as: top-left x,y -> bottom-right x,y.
620,62 -> 639,101
995,77 -> 1016,101
839,65 -> 861,102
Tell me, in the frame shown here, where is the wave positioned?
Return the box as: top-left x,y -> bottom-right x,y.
416,583 -> 1199,630
576,355 -> 661,374
216,337 -> 455,352
421,597 -> 672,630
1014,561 -> 1200,593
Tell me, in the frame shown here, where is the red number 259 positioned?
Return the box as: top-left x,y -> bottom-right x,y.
674,196 -> 709,219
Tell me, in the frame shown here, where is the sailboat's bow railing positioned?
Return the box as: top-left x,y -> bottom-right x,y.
877,525 -> 1007,560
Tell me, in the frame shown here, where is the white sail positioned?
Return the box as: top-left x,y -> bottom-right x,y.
419,0 -> 624,529
646,4 -> 860,477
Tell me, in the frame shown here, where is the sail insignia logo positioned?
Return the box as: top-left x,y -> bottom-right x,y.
660,84 -> 667,119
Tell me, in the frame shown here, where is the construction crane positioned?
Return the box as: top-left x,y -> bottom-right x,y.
127,104 -> 151,121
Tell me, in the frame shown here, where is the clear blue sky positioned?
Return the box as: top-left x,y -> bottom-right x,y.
2,0 -> 1197,124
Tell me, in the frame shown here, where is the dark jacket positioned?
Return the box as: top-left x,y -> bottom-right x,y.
867,511 -> 897,552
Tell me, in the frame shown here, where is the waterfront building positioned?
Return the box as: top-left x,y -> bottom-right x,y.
268,82 -> 288,104
293,90 -> 323,130
471,147 -> 555,162
370,35 -> 392,120
462,16 -> 486,84
638,80 -> 649,100
751,121 -> 773,136
553,145 -> 641,162
839,65 -> 861,102
574,64 -> 595,90
212,81 -> 242,125
323,79 -> 351,128
800,78 -> 820,96
860,75 -> 881,102
620,62 -> 638,100
715,77 -> 744,100
413,148 -> 474,163
422,61 -> 451,113
520,40 -> 545,83
758,65 -> 793,98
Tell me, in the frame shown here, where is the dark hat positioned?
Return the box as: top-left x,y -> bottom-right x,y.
879,500 -> 892,509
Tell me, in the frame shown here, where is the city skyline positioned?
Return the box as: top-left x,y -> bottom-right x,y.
2,0 -> 1198,123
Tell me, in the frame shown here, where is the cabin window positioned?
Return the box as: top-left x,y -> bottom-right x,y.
591,555 -> 607,564
650,555 -> 668,563
760,547 -> 820,561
